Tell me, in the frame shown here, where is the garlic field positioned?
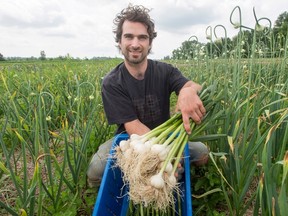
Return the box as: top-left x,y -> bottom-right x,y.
0,50 -> 287,215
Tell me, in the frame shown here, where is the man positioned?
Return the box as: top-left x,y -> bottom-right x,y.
87,5 -> 208,187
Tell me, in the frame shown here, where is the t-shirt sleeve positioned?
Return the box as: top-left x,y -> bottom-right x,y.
167,64 -> 189,95
101,78 -> 137,125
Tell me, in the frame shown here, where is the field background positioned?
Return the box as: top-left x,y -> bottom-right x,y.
0,20 -> 288,215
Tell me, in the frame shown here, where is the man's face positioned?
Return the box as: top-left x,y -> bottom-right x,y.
119,20 -> 151,65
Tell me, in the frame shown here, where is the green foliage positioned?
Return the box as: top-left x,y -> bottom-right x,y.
0,55 -> 287,215
0,59 -> 120,215
273,11 -> 288,38
191,164 -> 226,215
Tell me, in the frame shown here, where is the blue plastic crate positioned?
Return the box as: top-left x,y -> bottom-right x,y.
92,134 -> 193,216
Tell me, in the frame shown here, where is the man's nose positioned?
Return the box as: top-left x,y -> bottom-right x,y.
131,37 -> 140,47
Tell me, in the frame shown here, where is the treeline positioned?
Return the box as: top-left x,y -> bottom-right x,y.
170,10 -> 288,60
0,46 -> 119,62
0,55 -> 118,62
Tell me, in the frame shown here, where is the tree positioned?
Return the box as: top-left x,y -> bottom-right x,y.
0,53 -> 5,61
272,11 -> 288,56
172,39 -> 204,60
40,50 -> 46,60
273,11 -> 288,38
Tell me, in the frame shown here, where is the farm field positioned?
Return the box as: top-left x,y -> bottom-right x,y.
0,56 -> 287,215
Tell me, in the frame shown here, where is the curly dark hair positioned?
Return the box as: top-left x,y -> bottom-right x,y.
113,4 -> 157,46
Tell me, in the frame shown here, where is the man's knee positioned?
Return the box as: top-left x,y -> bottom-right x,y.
87,153 -> 106,187
188,141 -> 209,166
87,138 -> 113,187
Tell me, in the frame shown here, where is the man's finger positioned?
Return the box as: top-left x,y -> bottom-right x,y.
200,106 -> 206,115
182,115 -> 191,134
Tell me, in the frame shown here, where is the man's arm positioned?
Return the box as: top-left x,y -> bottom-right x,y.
176,81 -> 206,134
124,119 -> 151,135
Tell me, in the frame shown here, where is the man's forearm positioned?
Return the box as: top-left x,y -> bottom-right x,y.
124,119 -> 151,135
181,80 -> 202,93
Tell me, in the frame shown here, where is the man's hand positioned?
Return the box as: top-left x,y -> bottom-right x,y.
176,81 -> 206,134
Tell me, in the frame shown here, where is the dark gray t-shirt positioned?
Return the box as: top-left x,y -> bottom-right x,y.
101,59 -> 189,134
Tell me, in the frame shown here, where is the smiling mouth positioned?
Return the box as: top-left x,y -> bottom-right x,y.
130,51 -> 141,57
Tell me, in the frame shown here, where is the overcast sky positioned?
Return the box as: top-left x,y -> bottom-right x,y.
0,0 -> 287,59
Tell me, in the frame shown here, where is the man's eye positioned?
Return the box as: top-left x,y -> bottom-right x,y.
138,36 -> 149,41
124,35 -> 133,40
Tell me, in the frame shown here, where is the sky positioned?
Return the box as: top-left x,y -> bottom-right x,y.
0,0 -> 287,59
